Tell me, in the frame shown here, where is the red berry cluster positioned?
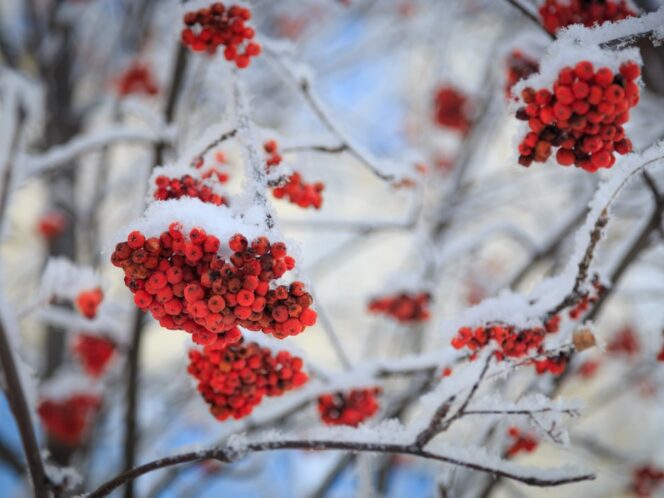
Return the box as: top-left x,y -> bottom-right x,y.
181,3 -> 261,69
506,427 -> 538,457
273,172 -> 325,210
317,388 -> 381,427
75,288 -> 104,319
569,279 -> 605,319
607,326 -> 640,356
367,292 -> 431,323
533,352 -> 569,375
451,316 -> 566,375
577,358 -> 600,378
188,339 -> 308,420
264,140 -> 325,210
72,334 -> 116,378
539,0 -> 636,35
154,174 -> 228,206
433,85 -> 472,134
195,151 -> 230,183
37,211 -> 67,240
631,465 -> 664,497
116,63 -> 158,97
505,50 -> 539,98
111,227 -> 317,345
516,60 -> 640,171
37,394 -> 101,446
657,342 -> 664,362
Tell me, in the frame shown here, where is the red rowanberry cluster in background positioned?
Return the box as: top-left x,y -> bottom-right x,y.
72,334 -> 116,378
367,292 -> 431,323
539,0 -> 636,35
657,339 -> 664,362
607,326 -> 640,356
631,465 -> 664,497
195,151 -> 230,183
37,394 -> 101,446
516,60 -> 640,172
451,315 -> 567,375
111,228 -> 317,346
37,211 -> 67,240
506,426 -> 539,457
318,388 -> 381,427
577,358 -> 600,379
264,140 -> 325,210
154,174 -> 228,206
505,50 -> 539,98
188,339 -> 308,421
75,288 -> 104,319
181,3 -> 261,69
433,85 -> 473,134
115,62 -> 159,97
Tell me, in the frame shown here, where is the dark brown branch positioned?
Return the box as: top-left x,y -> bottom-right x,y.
0,439 -> 23,474
281,144 -> 349,154
87,438 -> 595,498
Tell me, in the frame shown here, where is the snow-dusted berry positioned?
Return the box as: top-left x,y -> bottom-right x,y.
368,292 -> 431,323
506,426 -> 538,457
539,0 -> 636,35
72,334 -> 116,378
317,388 -> 380,427
154,174 -> 228,206
111,227 -> 317,345
181,3 -> 261,69
75,288 -> 104,319
188,339 -> 308,421
505,50 -> 539,99
37,394 -> 101,446
433,85 -> 472,134
516,60 -> 640,172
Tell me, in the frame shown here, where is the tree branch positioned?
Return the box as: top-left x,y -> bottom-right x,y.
87,438 -> 595,498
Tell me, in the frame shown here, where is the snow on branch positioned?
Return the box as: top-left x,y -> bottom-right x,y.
19,124 -> 176,176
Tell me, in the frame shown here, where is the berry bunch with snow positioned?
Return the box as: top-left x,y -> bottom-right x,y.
181,2 -> 261,69
368,291 -> 431,323
195,150 -> 231,183
317,388 -> 381,427
188,339 -> 308,420
111,200 -> 317,346
151,165 -> 229,207
515,59 -> 640,172
539,0 -> 636,35
38,394 -> 101,447
264,140 -> 325,210
433,85 -> 472,134
506,426 -> 539,457
72,334 -> 117,378
115,62 -> 159,97
450,315 -> 568,375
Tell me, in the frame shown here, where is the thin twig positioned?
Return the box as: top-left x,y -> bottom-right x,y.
504,0 -> 554,39
190,128 -> 238,167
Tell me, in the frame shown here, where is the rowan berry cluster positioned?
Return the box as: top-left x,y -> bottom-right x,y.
317,388 -> 381,427
72,334 -> 116,378
533,352 -> 569,375
506,427 -> 538,457
116,62 -> 158,97
188,339 -> 308,421
434,85 -> 472,134
75,288 -> 104,319
264,140 -> 325,210
195,151 -> 230,183
577,358 -> 600,378
111,227 -> 317,345
505,50 -> 539,98
657,342 -> 664,362
37,211 -> 67,240
154,174 -> 228,206
516,60 -> 640,171
539,0 -> 636,35
181,3 -> 261,68
607,326 -> 640,356
451,316 -> 566,375
37,394 -> 101,446
631,465 -> 664,497
367,292 -> 431,323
